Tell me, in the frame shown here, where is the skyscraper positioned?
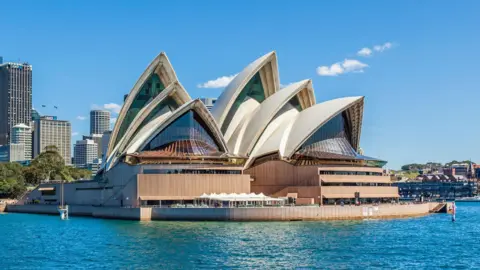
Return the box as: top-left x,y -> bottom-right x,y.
83,134 -> 103,159
90,110 -> 110,135
73,139 -> 98,168
0,143 -> 25,162
11,123 -> 32,160
199,98 -> 217,111
0,60 -> 32,144
101,130 -> 111,161
33,116 -> 71,164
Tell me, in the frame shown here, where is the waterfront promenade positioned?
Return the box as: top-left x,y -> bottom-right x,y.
6,202 -> 446,221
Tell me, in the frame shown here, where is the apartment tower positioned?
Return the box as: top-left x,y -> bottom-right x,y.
0,59 -> 32,144
90,110 -> 110,135
33,116 -> 71,164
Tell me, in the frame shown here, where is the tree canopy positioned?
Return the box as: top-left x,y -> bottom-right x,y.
0,162 -> 27,198
0,145 -> 94,198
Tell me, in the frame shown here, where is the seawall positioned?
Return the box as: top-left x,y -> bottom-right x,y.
5,203 -> 445,221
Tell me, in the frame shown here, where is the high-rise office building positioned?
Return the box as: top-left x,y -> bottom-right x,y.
86,158 -> 102,177
199,98 -> 217,111
83,134 -> 103,159
73,139 -> 98,168
11,123 -> 32,160
33,116 -> 71,164
31,108 -> 41,121
90,110 -> 110,135
0,143 -> 25,162
0,60 -> 32,144
101,130 -> 111,161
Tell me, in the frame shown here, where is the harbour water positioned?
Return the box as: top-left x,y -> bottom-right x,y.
1,203 -> 479,269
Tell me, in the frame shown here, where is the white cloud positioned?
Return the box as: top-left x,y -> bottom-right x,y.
317,59 -> 368,76
317,63 -> 344,76
91,103 -> 122,114
342,59 -> 368,73
72,132 -> 79,136
373,42 -> 392,52
104,103 -> 122,114
76,116 -> 86,121
358,42 -> 394,57
197,74 -> 237,88
110,118 -> 117,129
280,82 -> 294,88
357,47 -> 372,57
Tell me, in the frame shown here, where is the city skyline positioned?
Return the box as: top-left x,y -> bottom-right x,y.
1,1 -> 479,169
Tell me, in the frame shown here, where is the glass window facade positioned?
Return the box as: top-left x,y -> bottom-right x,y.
221,72 -> 265,133
116,73 -> 165,145
142,110 -> 223,156
295,112 -> 356,159
319,170 -> 383,176
125,97 -> 179,148
322,183 -> 391,186
288,95 -> 303,112
394,182 -> 477,200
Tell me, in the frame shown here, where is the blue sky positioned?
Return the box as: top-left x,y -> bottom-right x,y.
1,1 -> 479,169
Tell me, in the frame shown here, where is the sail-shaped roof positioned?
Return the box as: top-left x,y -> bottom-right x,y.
126,99 -> 228,156
107,52 -> 179,157
210,51 -> 280,141
228,79 -> 315,156
102,51 -> 373,172
248,96 -> 364,164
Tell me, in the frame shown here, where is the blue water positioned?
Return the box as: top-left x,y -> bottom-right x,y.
1,204 -> 479,269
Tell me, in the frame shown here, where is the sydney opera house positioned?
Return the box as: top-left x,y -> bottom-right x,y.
30,51 -> 399,207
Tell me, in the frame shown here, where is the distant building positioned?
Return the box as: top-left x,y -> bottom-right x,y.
0,143 -> 25,162
394,181 -> 476,200
415,174 -> 458,182
443,163 -> 472,179
0,60 -> 32,144
474,164 -> 480,179
31,108 -> 41,121
74,139 -> 98,168
83,134 -> 103,159
90,110 -> 110,135
199,98 -> 217,111
33,116 -> 71,164
101,130 -> 111,160
86,158 -> 102,177
11,123 -> 32,160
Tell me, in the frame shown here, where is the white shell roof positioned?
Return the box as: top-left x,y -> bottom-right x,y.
283,96 -> 364,158
103,51 -> 369,172
210,51 -> 280,131
231,79 -> 315,156
128,99 -> 229,155
112,81 -> 191,157
107,52 -> 178,157
249,96 -> 364,161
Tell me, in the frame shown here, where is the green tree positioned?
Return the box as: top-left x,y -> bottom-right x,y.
30,145 -> 65,181
65,167 -> 92,180
23,165 -> 44,185
0,162 -> 26,198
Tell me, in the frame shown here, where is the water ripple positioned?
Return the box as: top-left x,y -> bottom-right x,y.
1,203 -> 480,269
